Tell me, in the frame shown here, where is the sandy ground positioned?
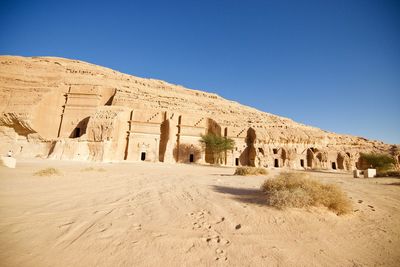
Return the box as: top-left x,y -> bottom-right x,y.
0,159 -> 399,267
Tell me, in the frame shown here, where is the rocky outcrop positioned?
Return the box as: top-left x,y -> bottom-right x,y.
0,55 -> 394,169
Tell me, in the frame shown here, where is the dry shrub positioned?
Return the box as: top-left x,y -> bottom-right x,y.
234,166 -> 268,176
81,167 -> 106,172
34,167 -> 61,177
261,172 -> 352,215
376,170 -> 400,178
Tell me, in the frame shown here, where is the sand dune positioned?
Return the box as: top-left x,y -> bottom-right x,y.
0,160 -> 399,266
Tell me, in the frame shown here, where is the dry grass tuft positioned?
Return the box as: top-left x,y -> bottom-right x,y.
261,172 -> 352,215
34,167 -> 61,177
81,167 -> 107,172
234,166 -> 268,176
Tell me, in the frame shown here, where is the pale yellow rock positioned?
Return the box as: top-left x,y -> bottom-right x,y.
0,55 -> 395,169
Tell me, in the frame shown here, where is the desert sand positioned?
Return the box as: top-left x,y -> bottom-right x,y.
0,160 -> 399,266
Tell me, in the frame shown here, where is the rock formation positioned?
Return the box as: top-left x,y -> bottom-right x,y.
0,55 -> 393,170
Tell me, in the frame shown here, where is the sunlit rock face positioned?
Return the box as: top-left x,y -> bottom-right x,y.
0,55 -> 392,169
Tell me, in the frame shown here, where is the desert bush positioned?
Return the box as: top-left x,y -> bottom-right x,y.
234,166 -> 268,176
359,153 -> 395,173
261,172 -> 351,215
34,167 -> 61,176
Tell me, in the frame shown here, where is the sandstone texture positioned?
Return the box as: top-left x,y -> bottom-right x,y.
0,55 -> 395,170
1,160 -> 400,266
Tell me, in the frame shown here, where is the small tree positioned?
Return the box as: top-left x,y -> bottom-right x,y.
200,133 -> 235,165
359,153 -> 395,172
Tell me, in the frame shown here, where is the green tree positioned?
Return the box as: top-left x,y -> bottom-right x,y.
200,133 -> 235,165
359,153 -> 395,172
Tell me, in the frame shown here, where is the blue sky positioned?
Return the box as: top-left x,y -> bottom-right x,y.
1,0 -> 399,144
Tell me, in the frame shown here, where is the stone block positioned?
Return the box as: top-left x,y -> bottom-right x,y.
353,170 -> 362,178
364,168 -> 376,178
1,157 -> 16,168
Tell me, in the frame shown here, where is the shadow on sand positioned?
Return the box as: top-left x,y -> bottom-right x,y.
383,182 -> 400,186
212,185 -> 267,206
304,169 -> 349,175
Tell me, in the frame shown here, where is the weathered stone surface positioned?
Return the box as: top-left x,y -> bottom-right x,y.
0,55 -> 395,169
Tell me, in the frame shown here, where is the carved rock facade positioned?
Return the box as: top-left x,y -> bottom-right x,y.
0,56 -> 394,170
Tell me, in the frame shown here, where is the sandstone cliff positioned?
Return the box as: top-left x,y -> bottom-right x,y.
0,55 -> 392,167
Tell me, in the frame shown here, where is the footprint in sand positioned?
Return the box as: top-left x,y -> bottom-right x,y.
189,210 -> 208,230
133,223 -> 142,231
204,235 -> 230,261
367,205 -> 376,211
215,248 -> 228,261
204,235 -> 230,246
188,210 -> 231,261
97,222 -> 112,233
213,217 -> 225,224
58,221 -> 75,228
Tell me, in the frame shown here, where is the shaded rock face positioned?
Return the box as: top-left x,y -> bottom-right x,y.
0,55 -> 393,169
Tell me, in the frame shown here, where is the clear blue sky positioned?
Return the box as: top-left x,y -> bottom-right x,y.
1,0 -> 399,144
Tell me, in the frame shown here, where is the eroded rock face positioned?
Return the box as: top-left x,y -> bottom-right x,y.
0,55 -> 395,169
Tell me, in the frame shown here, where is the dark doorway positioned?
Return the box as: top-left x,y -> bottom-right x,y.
307,148 -> 313,168
141,152 -> 146,161
274,159 -> 279,168
72,127 -> 81,138
332,162 -> 336,169
235,158 -> 239,166
300,159 -> 304,167
189,154 -> 194,163
69,117 -> 90,138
